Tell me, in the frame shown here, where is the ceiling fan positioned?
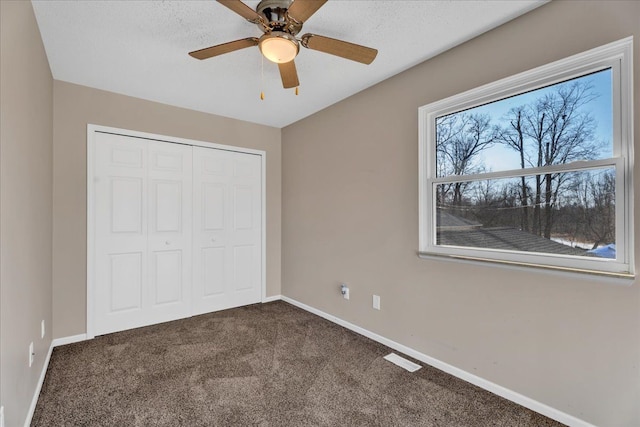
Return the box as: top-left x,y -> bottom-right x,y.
189,0 -> 378,89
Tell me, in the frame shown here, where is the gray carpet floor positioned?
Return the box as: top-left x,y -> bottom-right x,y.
33,301 -> 565,426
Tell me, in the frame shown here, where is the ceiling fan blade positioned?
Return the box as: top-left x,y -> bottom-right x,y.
301,33 -> 378,65
217,0 -> 266,25
278,60 -> 300,89
189,37 -> 259,60
287,0 -> 328,23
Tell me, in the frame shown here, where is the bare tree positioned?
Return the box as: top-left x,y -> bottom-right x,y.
497,80 -> 602,238
495,107 -> 530,231
436,112 -> 496,211
571,171 -> 616,249
538,82 -> 600,238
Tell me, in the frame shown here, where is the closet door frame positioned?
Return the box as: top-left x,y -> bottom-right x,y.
86,124 -> 267,339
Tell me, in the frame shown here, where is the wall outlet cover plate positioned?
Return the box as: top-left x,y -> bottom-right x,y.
29,342 -> 34,367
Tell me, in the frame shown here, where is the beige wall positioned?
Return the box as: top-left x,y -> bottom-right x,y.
0,1 -> 54,426
5,1 -> 637,425
52,81 -> 282,338
281,1 -> 640,426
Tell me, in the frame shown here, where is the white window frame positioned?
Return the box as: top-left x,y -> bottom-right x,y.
418,37 -> 634,278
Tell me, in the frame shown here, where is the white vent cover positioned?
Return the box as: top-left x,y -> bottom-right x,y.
384,353 -> 422,372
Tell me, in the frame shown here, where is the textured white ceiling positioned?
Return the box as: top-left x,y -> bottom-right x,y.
32,0 -> 545,128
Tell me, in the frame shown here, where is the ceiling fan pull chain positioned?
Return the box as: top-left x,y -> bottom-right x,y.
260,54 -> 265,100
295,87 -> 299,96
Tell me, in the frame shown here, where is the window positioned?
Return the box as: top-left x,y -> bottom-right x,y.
419,38 -> 634,278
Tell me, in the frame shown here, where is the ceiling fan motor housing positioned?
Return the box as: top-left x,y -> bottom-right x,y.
256,0 -> 302,35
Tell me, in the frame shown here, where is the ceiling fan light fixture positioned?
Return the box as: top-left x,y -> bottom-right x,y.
259,32 -> 299,64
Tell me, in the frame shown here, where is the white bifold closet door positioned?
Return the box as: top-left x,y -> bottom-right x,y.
192,147 -> 262,315
92,132 -> 261,336
94,133 -> 192,335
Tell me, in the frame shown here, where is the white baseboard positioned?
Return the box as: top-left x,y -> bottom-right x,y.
24,342 -> 53,427
280,296 -> 596,427
51,333 -> 87,347
262,295 -> 282,303
24,334 -> 89,427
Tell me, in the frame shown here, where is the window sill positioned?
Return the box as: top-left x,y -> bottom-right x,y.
417,251 -> 635,286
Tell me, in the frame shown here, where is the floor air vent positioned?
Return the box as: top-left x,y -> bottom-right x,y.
384,353 -> 422,372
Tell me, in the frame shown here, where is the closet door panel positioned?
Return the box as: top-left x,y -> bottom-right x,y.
146,140 -> 192,324
229,154 -> 261,297
108,252 -> 143,312
94,133 -> 149,335
94,135 -> 192,335
202,247 -> 225,296
192,147 -> 261,315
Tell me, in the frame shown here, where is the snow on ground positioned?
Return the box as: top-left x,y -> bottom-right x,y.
550,237 -> 594,250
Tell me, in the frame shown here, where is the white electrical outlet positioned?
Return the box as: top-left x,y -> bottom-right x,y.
29,342 -> 34,367
41,320 -> 45,339
373,295 -> 381,310
1,405 -> 5,427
